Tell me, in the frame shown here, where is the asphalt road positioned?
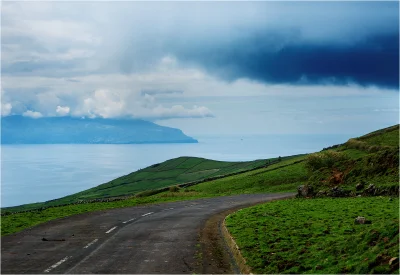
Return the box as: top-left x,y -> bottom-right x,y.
1,193 -> 294,274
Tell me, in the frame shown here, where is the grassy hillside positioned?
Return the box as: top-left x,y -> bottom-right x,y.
303,124 -> 399,197
192,155 -> 307,194
2,156 -> 291,214
224,124 -> 399,274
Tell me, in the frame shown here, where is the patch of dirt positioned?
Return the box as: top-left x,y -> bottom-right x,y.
197,208 -> 238,274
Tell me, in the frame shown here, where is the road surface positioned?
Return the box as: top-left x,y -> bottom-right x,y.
1,193 -> 294,274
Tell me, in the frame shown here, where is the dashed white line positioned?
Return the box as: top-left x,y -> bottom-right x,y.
44,256 -> 70,273
105,226 -> 117,234
142,212 -> 154,217
83,238 -> 98,249
122,218 -> 136,224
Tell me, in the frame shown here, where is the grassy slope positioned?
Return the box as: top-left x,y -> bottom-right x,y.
226,197 -> 399,274
61,156 -> 269,200
192,155 -> 307,194
306,125 -> 399,195
225,124 -> 399,274
2,156 -> 276,213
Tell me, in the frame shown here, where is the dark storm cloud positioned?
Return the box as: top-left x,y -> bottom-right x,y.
176,33 -> 399,89
112,1 -> 399,90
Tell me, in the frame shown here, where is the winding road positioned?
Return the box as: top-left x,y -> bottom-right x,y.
1,193 -> 294,274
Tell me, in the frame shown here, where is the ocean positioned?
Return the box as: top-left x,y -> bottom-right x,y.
1,134 -> 351,207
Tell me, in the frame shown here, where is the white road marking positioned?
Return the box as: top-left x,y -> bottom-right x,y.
105,226 -> 117,234
142,212 -> 154,217
44,256 -> 70,273
83,239 -> 98,249
122,218 -> 136,224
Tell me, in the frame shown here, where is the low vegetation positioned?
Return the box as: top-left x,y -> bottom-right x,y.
226,197 -> 399,274
302,125 -> 399,197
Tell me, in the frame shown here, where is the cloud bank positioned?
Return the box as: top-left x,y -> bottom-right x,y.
1,1 -> 398,121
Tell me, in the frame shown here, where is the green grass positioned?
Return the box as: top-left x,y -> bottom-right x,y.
192,161 -> 307,195
226,197 -> 399,274
304,125 -> 399,196
359,125 -> 399,147
2,156 -> 275,213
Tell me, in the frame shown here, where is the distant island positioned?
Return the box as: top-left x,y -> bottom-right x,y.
1,115 -> 198,144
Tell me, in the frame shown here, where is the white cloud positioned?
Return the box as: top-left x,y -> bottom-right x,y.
1,103 -> 13,116
22,110 -> 43,118
56,105 -> 70,116
78,89 -> 125,118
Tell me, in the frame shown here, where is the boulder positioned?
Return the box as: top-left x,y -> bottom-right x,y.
355,182 -> 364,191
315,190 -> 327,198
364,184 -> 376,195
297,185 -> 314,197
331,186 -> 346,197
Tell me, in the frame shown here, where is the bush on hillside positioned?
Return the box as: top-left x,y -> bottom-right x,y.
305,151 -> 349,172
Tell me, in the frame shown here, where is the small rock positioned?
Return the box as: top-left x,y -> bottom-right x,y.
331,186 -> 346,197
364,183 -> 376,195
297,185 -> 314,198
389,257 -> 399,266
356,183 -> 364,191
357,195 -> 362,197
354,216 -> 372,224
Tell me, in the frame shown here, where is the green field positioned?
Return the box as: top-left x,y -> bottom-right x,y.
192,155 -> 307,194
226,197 -> 399,274
2,156 -> 287,214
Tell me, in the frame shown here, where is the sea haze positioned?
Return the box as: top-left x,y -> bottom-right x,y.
1,134 -> 350,207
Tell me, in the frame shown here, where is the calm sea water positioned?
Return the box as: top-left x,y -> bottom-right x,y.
1,134 -> 351,207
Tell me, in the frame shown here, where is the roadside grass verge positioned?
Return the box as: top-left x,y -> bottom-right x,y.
226,197 -> 399,274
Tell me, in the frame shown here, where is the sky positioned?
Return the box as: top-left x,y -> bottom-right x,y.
1,1 -> 399,137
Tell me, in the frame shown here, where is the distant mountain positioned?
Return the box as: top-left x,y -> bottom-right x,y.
1,116 -> 198,144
